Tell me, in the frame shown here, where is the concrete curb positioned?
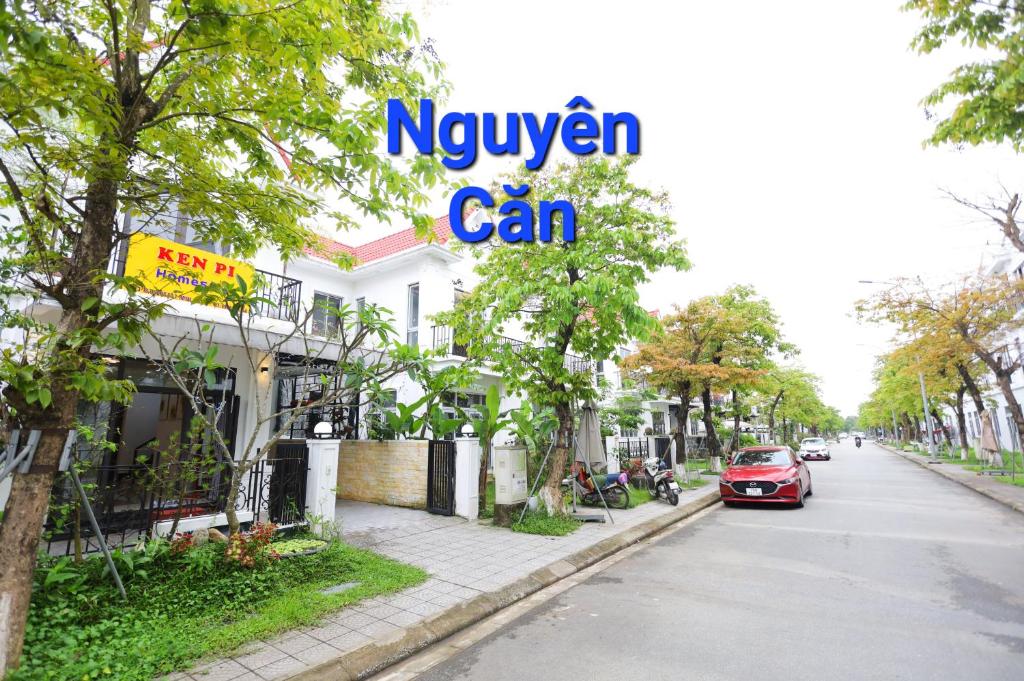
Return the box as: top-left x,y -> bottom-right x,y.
291,490 -> 721,681
880,443 -> 1024,515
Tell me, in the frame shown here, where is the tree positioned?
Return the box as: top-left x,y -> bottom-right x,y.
906,0 -> 1024,150
443,157 -> 689,514
0,1 -> 446,670
621,297 -> 737,465
860,274 -> 1024,452
469,385 -> 511,517
759,366 -> 820,444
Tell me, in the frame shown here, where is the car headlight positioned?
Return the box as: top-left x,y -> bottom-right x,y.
778,477 -> 797,484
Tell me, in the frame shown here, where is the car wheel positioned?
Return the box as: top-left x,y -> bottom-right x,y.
722,500 -> 736,507
794,484 -> 805,508
805,484 -> 813,497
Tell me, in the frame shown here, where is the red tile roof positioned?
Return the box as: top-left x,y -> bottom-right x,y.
304,215 -> 453,266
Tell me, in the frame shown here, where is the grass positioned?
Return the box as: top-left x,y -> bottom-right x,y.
16,541 -> 426,681
511,510 -> 582,536
898,443 -> 1024,488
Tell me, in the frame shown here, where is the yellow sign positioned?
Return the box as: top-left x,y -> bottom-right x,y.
123,233 -> 255,304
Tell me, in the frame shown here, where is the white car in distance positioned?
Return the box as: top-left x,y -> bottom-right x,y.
799,437 -> 831,461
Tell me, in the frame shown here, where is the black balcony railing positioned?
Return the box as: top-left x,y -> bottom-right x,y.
432,325 -> 468,357
431,325 -> 595,375
621,370 -> 648,390
564,354 -> 594,375
252,269 -> 302,324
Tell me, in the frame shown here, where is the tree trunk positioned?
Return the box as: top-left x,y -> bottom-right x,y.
955,387 -> 970,460
540,401 -> 573,516
701,386 -> 721,458
478,441 -> 490,517
0,401 -> 75,673
768,390 -> 783,444
993,372 -> 1024,455
931,408 -> 952,448
675,390 -> 691,466
728,390 -> 740,453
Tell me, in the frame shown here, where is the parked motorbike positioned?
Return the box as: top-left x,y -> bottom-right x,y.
562,466 -> 631,509
855,436 -> 862,448
642,456 -> 681,505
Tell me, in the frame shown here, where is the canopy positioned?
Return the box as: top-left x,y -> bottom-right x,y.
574,401 -> 606,470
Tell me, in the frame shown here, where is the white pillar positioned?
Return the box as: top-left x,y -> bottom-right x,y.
605,436 -> 620,473
306,439 -> 340,522
455,439 -> 480,520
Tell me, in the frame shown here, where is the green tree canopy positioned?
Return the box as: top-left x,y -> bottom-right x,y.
443,156 -> 689,513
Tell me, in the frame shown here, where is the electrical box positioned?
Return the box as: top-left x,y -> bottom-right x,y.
493,446 -> 528,505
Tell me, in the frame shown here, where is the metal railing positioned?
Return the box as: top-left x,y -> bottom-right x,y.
251,269 -> 303,323
431,325 -> 469,357
40,452 -> 309,556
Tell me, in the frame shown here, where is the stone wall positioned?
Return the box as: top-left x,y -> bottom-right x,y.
336,440 -> 429,508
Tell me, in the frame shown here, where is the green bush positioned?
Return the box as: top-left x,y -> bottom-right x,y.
15,538 -> 426,680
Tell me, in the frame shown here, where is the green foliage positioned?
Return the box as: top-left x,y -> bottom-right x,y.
511,510 -> 582,536
470,385 -> 512,451
905,0 -> 1024,150
16,540 -> 426,681
442,157 -> 690,411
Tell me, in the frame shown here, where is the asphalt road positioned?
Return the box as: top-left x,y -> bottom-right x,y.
409,440 -> 1024,681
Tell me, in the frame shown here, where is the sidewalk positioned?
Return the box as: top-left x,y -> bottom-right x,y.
173,483 -> 720,681
881,443 -> 1024,514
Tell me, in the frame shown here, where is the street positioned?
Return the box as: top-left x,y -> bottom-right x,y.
404,441 -> 1024,681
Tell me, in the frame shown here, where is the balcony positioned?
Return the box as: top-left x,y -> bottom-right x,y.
432,325 -> 469,357
431,325 -> 594,374
620,370 -> 648,390
251,269 -> 302,324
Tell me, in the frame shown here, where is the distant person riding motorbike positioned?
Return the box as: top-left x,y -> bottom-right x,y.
855,436 -> 862,448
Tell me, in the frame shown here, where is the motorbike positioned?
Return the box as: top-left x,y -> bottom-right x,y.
642,455 -> 681,505
855,436 -> 862,448
562,465 -> 631,509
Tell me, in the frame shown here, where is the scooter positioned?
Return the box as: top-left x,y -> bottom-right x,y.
642,456 -> 681,505
562,466 -> 631,509
855,436 -> 862,448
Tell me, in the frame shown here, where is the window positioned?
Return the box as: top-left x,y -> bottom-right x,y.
356,297 -> 366,331
731,449 -> 792,466
407,283 -> 419,346
651,411 -> 666,435
312,292 -> 343,337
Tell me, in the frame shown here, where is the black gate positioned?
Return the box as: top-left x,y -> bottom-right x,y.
264,443 -> 309,526
655,436 -> 672,466
427,440 -> 456,516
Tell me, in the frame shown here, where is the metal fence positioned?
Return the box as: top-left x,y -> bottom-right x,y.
40,452 -> 308,556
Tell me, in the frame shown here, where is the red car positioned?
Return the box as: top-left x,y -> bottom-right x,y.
719,446 -> 812,508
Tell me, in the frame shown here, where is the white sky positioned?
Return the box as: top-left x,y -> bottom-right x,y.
356,0 -> 1023,415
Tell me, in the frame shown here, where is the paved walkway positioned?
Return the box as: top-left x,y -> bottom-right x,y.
883,444 -> 1024,514
171,484 -> 719,681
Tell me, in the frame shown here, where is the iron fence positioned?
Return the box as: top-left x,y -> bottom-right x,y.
40,451 -> 308,556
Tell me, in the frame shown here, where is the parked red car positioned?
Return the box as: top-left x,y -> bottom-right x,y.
719,446 -> 812,508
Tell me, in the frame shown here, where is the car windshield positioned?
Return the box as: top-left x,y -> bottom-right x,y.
731,450 -> 791,466
801,438 -> 825,446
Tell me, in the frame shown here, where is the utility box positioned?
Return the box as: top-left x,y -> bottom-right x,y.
493,446 -> 528,519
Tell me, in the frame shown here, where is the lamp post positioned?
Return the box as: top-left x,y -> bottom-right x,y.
857,280 -> 939,461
